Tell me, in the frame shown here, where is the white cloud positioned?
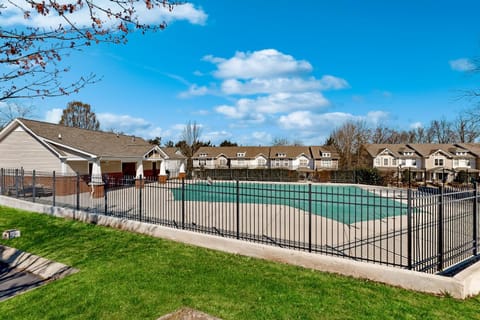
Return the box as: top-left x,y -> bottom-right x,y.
277,111 -> 313,129
0,1 -> 207,29
251,131 -> 272,144
44,108 -> 63,123
366,110 -> 389,125
410,121 -> 423,129
203,130 -> 232,143
220,76 -> 348,95
178,84 -> 209,98
278,110 -> 389,131
215,92 -> 329,121
205,49 -> 312,79
317,75 -> 350,90
449,58 -> 476,72
278,111 -> 359,130
97,113 -> 162,139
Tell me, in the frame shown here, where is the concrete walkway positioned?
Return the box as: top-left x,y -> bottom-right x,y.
0,262 -> 46,301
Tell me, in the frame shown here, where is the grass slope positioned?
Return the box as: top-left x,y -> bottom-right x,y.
0,206 -> 479,319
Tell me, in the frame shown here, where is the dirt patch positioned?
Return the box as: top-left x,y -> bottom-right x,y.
157,307 -> 222,320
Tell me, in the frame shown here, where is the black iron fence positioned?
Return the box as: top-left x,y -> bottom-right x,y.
1,168 -> 479,275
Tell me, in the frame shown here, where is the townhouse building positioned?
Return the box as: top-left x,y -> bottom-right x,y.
361,143 -> 477,183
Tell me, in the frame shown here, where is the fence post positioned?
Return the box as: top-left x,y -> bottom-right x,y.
32,169 -> 36,202
20,168 -> 24,196
52,171 -> 56,207
15,168 -> 19,198
474,183 -> 478,256
76,173 -> 80,210
181,178 -> 185,229
236,180 -> 240,240
0,168 -> 4,195
407,188 -> 412,270
104,178 -> 108,215
138,175 -> 143,222
308,183 -> 312,253
437,186 -> 444,272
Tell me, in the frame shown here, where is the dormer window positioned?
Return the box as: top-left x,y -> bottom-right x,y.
277,153 -> 286,157
199,153 -> 207,158
322,152 -> 331,157
237,152 -> 245,157
403,152 -> 413,156
456,151 -> 467,156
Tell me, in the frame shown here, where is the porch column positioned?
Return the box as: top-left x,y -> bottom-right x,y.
135,160 -> 145,188
178,162 -> 186,179
90,159 -> 104,198
158,160 -> 168,184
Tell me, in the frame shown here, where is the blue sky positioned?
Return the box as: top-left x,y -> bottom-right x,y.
3,1 -> 480,145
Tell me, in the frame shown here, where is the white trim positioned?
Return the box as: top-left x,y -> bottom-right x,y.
43,139 -> 96,158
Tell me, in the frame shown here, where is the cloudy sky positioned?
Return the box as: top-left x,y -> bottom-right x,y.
2,1 -> 479,145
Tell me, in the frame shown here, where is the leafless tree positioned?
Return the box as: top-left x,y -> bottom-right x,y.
330,120 -> 370,168
59,101 -> 100,130
271,137 -> 290,146
0,1 -> 179,101
0,102 -> 34,128
452,114 -> 478,143
429,119 -> 455,143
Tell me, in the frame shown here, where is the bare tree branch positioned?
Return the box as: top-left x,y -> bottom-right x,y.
0,1 -> 181,101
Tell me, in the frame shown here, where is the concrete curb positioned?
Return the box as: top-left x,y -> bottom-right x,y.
1,195 -> 480,299
0,244 -> 78,280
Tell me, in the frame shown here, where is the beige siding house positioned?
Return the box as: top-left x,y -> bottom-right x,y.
408,144 -> 475,183
269,146 -> 313,171
310,145 -> 339,170
192,146 -> 270,169
0,118 -> 173,181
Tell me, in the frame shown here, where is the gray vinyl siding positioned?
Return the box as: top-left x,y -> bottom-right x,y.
0,127 -> 62,172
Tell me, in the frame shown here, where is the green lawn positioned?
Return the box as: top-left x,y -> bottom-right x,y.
0,206 -> 479,320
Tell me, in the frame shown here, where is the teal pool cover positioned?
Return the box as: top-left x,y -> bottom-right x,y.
172,182 -> 407,224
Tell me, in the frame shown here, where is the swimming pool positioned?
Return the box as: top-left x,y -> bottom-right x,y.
171,182 -> 407,224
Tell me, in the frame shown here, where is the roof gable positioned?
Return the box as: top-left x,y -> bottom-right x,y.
16,118 -> 154,159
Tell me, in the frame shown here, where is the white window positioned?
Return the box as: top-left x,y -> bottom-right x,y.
383,158 -> 389,166
199,159 -> 206,166
257,158 -> 266,166
453,159 -> 459,167
322,152 -> 331,157
392,159 -> 397,166
321,160 -> 332,168
237,159 -> 245,166
219,158 -> 227,166
237,152 -> 245,157
434,158 -> 444,166
277,153 -> 286,157
199,153 -> 207,158
299,159 -> 309,167
375,158 -> 381,166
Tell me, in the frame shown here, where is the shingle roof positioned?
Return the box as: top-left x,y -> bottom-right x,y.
362,144 -> 415,158
310,145 -> 339,159
456,143 -> 480,157
408,144 -> 460,158
161,147 -> 187,159
17,118 -> 153,158
269,146 -> 311,159
193,146 -> 270,158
